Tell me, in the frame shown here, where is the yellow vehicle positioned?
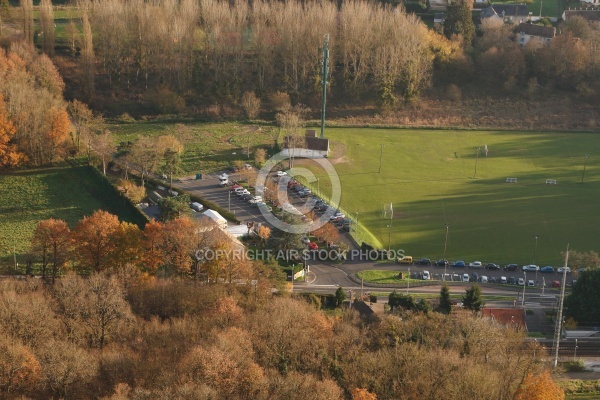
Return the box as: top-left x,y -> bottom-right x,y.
398,256 -> 413,264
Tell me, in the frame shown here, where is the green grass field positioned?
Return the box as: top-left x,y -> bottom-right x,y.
0,166 -> 143,264
303,128 -> 600,266
108,121 -> 600,266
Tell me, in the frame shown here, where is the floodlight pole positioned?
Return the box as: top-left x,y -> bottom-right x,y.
533,235 -> 538,265
320,34 -> 329,139
443,224 -> 450,280
553,246 -> 569,369
473,147 -> 480,179
378,144 -> 385,173
581,154 -> 589,183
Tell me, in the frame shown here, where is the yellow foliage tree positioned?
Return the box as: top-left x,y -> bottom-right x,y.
513,371 -> 565,400
0,95 -> 26,168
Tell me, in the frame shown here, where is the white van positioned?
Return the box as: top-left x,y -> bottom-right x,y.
190,202 -> 204,212
219,173 -> 229,186
422,271 -> 431,280
462,274 -> 469,282
500,276 -> 507,284
480,276 -> 488,283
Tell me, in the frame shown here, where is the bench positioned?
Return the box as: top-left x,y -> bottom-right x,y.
546,179 -> 557,185
506,178 -> 517,183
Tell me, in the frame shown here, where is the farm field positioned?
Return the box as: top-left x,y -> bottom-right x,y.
302,128 -> 600,266
0,166 -> 143,265
108,121 -> 600,266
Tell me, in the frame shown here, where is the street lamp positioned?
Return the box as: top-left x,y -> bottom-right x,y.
522,271 -> 527,307
407,268 -> 410,294
581,154 -> 590,183
443,224 -> 450,280
378,144 -> 385,173
387,224 -> 392,252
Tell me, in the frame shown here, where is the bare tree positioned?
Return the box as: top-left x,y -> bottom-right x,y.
39,0 -> 55,56
81,10 -> 95,97
19,0 -> 33,45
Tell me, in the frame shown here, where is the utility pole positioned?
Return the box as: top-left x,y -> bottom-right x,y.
554,245 -> 569,369
378,144 -> 385,173
407,268 -> 410,295
533,235 -> 538,265
473,147 -> 481,179
320,34 -> 329,139
443,224 -> 450,280
522,271 -> 527,307
387,224 -> 392,252
581,154 -> 590,183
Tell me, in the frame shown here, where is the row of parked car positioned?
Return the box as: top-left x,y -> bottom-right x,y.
403,258 -> 572,274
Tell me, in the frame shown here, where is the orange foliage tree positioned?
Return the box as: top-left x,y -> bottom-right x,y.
31,218 -> 71,283
110,222 -> 142,270
513,371 -> 565,400
0,335 -> 41,395
158,217 -> 197,275
72,210 -> 120,272
352,388 -> 377,400
0,95 -> 25,168
45,108 -> 71,161
141,220 -> 164,274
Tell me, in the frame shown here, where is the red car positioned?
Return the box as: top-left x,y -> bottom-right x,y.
230,184 -> 241,191
308,242 -> 319,250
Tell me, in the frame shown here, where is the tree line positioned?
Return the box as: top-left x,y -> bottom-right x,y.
10,0 -> 597,116
0,270 -> 563,399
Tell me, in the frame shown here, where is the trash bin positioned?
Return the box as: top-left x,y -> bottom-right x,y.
195,173 -> 202,180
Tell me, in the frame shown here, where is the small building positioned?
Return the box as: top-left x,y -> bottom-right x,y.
516,23 -> 556,47
562,9 -> 600,21
282,130 -> 330,158
202,209 -> 228,229
481,4 -> 531,24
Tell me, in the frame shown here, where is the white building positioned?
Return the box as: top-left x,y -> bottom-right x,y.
516,23 -> 556,47
202,209 -> 228,229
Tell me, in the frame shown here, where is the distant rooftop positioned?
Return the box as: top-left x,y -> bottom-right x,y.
517,22 -> 556,38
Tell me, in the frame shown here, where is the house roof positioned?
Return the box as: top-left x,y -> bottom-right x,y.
284,135 -> 330,152
305,129 -> 317,138
563,9 -> 600,21
517,22 -> 556,38
202,209 -> 227,223
481,308 -> 526,328
482,4 -> 530,19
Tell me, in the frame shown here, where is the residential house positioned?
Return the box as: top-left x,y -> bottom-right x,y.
282,130 -> 330,158
562,9 -> 600,21
516,23 -> 556,46
481,4 -> 531,24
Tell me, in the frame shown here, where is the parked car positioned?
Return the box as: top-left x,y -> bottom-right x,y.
469,261 -> 483,269
522,265 -> 539,272
508,276 -> 516,285
462,274 -> 470,282
276,171 -> 287,177
398,256 -> 413,265
416,258 -> 432,266
330,213 -> 345,221
452,260 -> 466,267
518,278 -> 525,286
540,266 -> 555,273
436,259 -> 449,267
230,184 -> 242,191
504,264 -> 519,271
422,271 -> 431,280
551,280 -> 561,288
249,196 -> 263,204
308,242 -> 319,250
190,202 -> 204,212
470,272 -> 479,282
557,267 -> 571,274
489,276 -> 497,283
500,276 -> 508,284
480,275 -> 488,283
301,237 -> 311,244
485,263 -> 500,270
527,280 -> 535,287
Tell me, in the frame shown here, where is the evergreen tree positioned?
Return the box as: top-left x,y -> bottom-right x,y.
335,286 -> 346,307
438,282 -> 453,314
463,284 -> 484,312
566,269 -> 600,325
443,0 -> 475,47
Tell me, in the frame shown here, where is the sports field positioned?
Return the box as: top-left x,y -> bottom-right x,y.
307,128 -> 599,266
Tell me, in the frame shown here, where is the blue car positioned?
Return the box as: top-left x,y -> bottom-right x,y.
540,266 -> 555,273
452,260 -> 466,267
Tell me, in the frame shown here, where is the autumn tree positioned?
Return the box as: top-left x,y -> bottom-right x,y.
141,220 -> 164,274
254,148 -> 267,167
0,335 -> 41,395
39,0 -> 55,56
80,11 -> 95,97
32,218 -> 71,283
157,134 -> 183,189
20,0 -> 33,45
90,130 -> 115,174
110,222 -> 142,270
68,100 -> 103,154
257,225 -> 271,247
352,388 -> 377,400
130,136 -> 161,187
513,371 -> 565,400
72,210 -> 120,272
117,179 -> 146,204
0,95 -> 25,169
158,217 -> 197,275
313,222 -> 340,246
241,91 -> 261,120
